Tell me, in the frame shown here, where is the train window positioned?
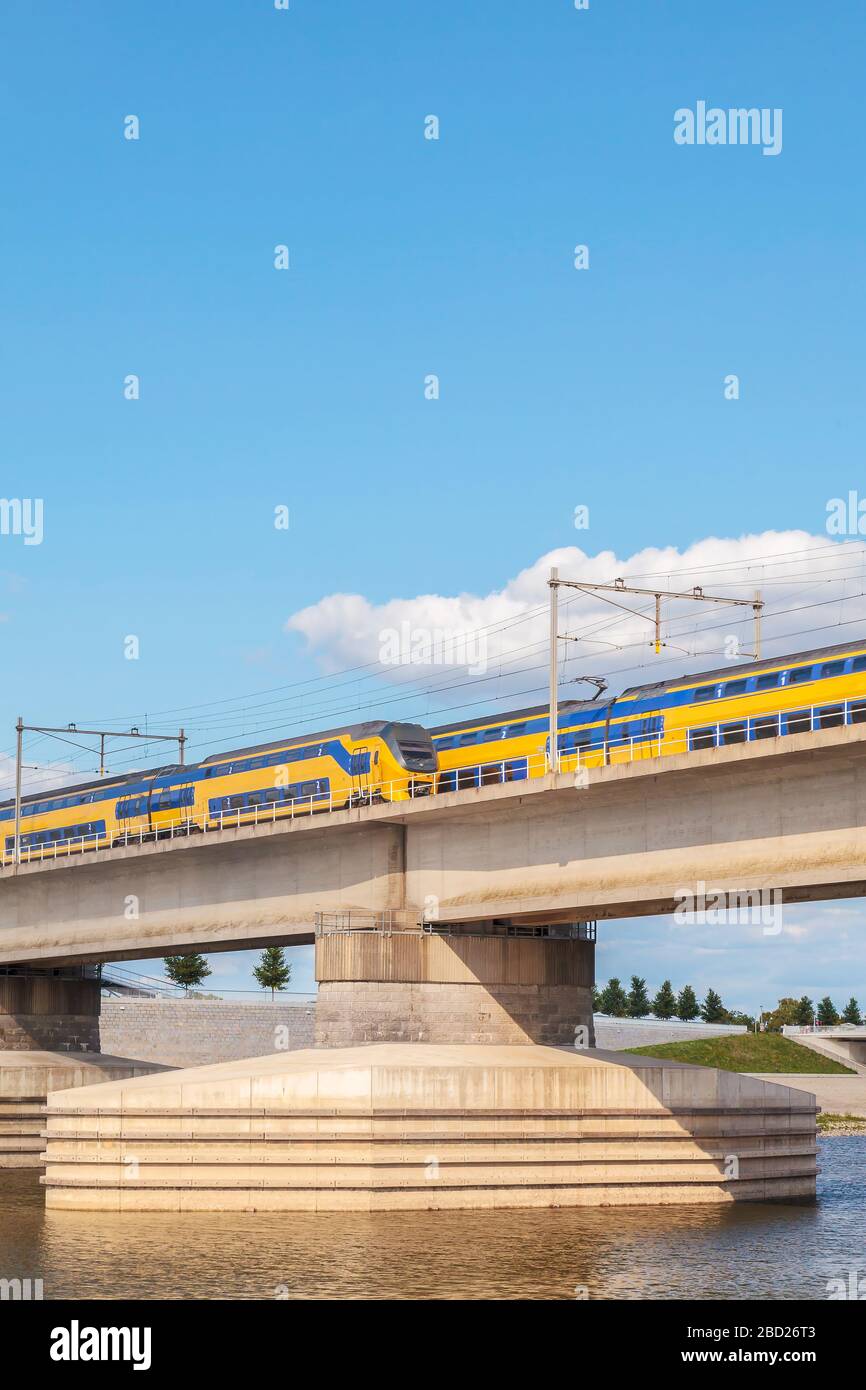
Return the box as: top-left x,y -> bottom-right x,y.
724,681 -> 748,698
755,672 -> 779,690
151,788 -> 194,812
694,686 -> 717,702
785,709 -> 811,735
852,656 -> 866,673
787,666 -> 813,685
689,727 -> 716,750
850,701 -> 866,723
751,716 -> 781,739
818,704 -> 845,729
820,661 -> 845,679
720,722 -> 747,744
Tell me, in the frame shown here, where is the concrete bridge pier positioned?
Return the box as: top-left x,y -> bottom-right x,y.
314,918 -> 596,1048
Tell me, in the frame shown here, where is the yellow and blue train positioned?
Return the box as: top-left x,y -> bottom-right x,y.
431,636 -> 866,788
4,636 -> 866,864
0,720 -> 437,864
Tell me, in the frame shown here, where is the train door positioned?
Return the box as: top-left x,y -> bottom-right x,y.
620,714 -> 664,764
149,774 -> 197,835
114,789 -> 150,845
350,745 -> 372,804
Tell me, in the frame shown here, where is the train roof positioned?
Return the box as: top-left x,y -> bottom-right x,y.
428,698 -> 601,737
0,765 -> 176,813
619,635 -> 866,699
201,720 -> 405,764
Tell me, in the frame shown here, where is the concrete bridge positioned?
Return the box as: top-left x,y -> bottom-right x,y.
783,1026 -> 866,1068
2,721 -> 866,1047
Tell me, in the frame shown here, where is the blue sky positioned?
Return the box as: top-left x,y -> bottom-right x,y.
2,1 -> 865,1012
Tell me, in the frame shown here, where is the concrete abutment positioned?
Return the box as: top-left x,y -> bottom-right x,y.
0,969 -> 169,1167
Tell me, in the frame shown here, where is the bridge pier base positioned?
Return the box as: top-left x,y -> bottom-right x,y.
0,968 -> 171,1168
314,923 -> 595,1048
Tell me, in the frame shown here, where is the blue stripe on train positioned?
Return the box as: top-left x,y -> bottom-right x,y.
5,820 -> 107,852
0,740 -> 367,823
208,778 -> 332,815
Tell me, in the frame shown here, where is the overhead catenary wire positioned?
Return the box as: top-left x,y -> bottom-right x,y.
74,540 -> 866,734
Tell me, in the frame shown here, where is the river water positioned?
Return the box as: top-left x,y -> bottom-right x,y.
0,1139 -> 862,1300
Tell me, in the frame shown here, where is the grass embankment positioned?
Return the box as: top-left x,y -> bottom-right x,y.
624,1032 -> 855,1075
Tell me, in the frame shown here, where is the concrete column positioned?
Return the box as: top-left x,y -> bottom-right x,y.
315,928 -> 595,1047
0,969 -> 101,1052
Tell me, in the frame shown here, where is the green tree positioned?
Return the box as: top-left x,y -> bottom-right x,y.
591,983 -> 602,1012
599,978 -> 629,1017
253,946 -> 292,1001
762,997 -> 802,1033
794,996 -> 815,1026
725,1010 -> 756,1029
651,979 -> 677,1020
164,953 -> 211,996
841,997 -> 862,1025
627,976 -> 651,1018
700,988 -> 726,1023
676,984 -> 699,1021
817,996 -> 840,1027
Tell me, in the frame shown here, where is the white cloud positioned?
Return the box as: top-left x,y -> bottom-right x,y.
0,752 -> 87,803
285,531 -> 866,699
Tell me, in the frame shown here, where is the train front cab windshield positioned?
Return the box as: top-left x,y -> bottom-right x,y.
381,722 -> 438,797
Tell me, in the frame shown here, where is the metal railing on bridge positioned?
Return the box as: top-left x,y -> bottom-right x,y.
314,911 -> 596,940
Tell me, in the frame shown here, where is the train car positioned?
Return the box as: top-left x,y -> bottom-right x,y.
0,719 -> 437,865
192,719 -> 436,830
0,770 -> 134,863
431,636 -> 866,788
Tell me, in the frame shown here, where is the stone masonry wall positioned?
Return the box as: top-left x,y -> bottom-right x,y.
593,1018 -> 747,1050
100,999 -> 315,1067
315,981 -> 595,1048
0,1011 -> 101,1053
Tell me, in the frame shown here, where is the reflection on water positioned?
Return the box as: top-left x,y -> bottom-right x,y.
1,1140 -> 863,1300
